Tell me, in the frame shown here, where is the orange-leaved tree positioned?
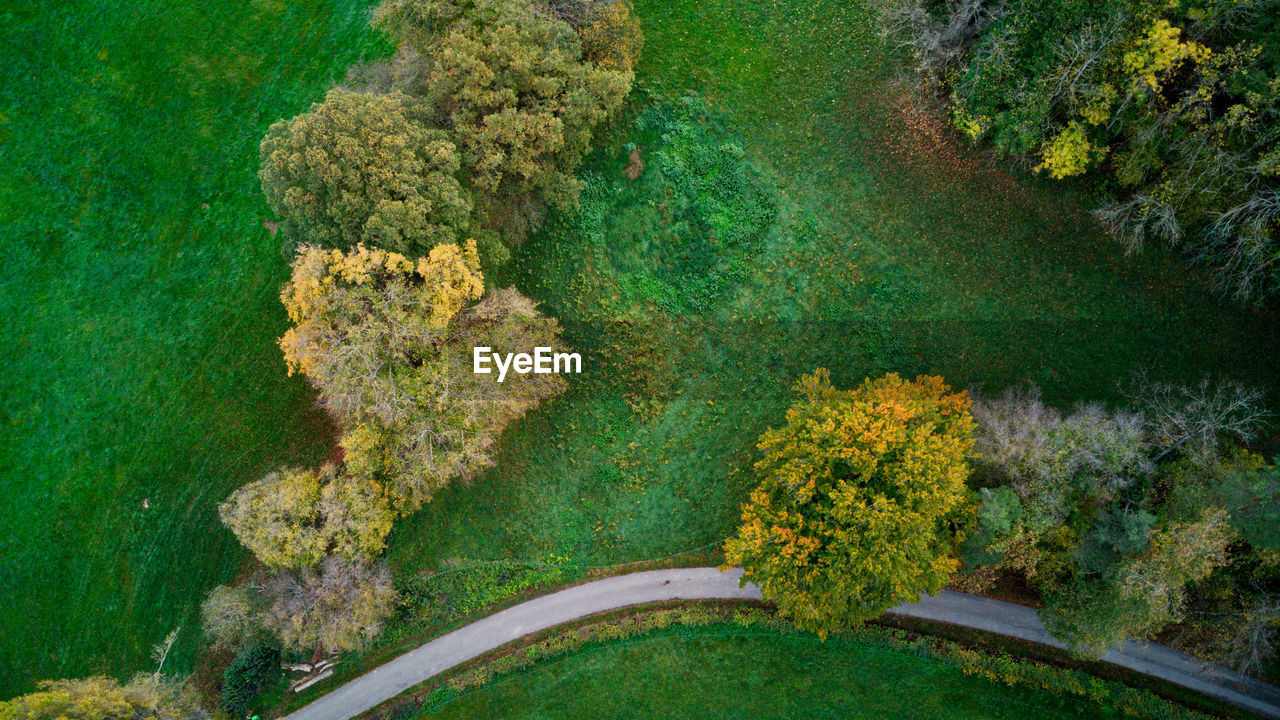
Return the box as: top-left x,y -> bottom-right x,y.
725,370 -> 975,636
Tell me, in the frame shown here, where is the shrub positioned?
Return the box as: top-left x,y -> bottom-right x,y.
219,640 -> 281,717
218,464 -> 395,569
201,585 -> 265,651
263,557 -> 399,653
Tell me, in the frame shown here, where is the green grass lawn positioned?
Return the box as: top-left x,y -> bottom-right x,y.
0,0 -> 385,696
420,627 -> 1144,719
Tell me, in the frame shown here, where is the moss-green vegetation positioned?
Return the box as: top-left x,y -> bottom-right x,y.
0,0 -> 386,696
416,622 -> 1192,719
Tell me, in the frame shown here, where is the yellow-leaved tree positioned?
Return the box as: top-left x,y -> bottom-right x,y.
0,676 -> 204,720
218,464 -> 396,569
725,370 -> 975,636
279,241 -> 567,512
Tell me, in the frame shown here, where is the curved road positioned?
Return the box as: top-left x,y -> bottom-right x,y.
282,567 -> 1280,720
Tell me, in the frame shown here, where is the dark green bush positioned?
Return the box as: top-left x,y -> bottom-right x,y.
220,640 -> 282,716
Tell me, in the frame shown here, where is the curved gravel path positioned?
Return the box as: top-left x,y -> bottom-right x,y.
281,567 -> 1280,720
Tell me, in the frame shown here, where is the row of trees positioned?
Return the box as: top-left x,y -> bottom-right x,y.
262,0 -> 640,264
3,0 -> 638,711
178,0 -> 642,712
882,0 -> 1280,300
202,242 -> 570,657
193,0 -> 640,672
728,370 -> 1279,671
966,378 -> 1277,663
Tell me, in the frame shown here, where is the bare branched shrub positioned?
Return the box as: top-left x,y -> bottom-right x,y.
972,386 -> 1149,524
539,0 -> 612,27
1043,17 -> 1124,107
1124,372 -> 1268,464
341,47 -> 434,96
200,584 -> 264,651
1095,194 -> 1183,254
971,385 -> 1063,483
1054,403 -> 1150,496
264,557 -> 398,653
877,0 -> 1006,81
1225,595 -> 1280,675
973,387 -> 1149,481
1188,0 -> 1277,40
1198,188 -> 1280,301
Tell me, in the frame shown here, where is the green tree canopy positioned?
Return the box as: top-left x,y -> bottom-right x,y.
725,370 -> 976,636
884,0 -> 1280,298
1044,507 -> 1231,653
374,0 -> 633,216
260,89 -> 471,255
965,382 -> 1266,655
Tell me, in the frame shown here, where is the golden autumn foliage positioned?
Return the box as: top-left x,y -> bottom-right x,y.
280,241 -> 483,389
1037,122 -> 1106,179
279,242 -> 566,513
1121,19 -> 1209,93
725,370 -> 975,636
219,466 -> 328,569
218,463 -> 395,569
0,676 -> 204,720
578,1 -> 644,72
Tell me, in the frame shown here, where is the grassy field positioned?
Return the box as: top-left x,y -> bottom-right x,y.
0,1 -> 385,696
383,0 -> 1280,577
420,626 -> 1149,719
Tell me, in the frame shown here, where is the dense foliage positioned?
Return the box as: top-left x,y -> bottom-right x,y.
726,371 -> 975,635
374,0 -> 632,210
196,0 -> 631,686
962,381 -> 1277,660
327,0 -> 641,251
218,464 -> 395,569
0,677 -> 206,720
885,0 -> 1280,299
260,90 -> 472,256
280,242 -> 567,512
219,641 -> 281,716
